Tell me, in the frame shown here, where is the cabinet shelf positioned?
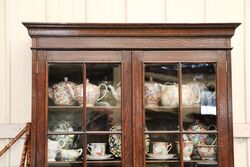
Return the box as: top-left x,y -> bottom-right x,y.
145,104 -> 200,113
146,160 -> 179,163
87,160 -> 121,164
184,160 -> 218,165
48,106 -> 120,112
48,161 -> 82,166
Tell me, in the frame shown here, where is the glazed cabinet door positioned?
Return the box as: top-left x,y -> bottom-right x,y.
132,51 -> 229,167
36,51 -> 132,167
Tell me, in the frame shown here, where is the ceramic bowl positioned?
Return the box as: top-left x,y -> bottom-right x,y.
196,145 -> 217,160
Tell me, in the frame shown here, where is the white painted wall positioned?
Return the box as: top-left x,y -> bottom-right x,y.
0,0 -> 248,166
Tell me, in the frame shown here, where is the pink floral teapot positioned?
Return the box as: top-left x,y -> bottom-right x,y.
74,79 -> 108,106
160,83 -> 201,107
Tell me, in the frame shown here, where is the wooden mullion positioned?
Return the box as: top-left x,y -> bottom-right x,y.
83,63 -> 87,167
178,62 -> 184,167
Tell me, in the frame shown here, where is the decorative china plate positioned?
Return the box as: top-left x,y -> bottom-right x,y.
147,153 -> 177,160
87,154 -> 113,160
108,124 -> 150,157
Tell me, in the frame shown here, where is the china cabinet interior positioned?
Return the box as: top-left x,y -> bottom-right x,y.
24,23 -> 239,167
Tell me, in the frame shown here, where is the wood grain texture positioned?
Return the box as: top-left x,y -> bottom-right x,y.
47,0 -> 85,22
127,0 -> 166,23
86,0 -> 125,22
166,0 -> 205,22
35,37 -> 231,49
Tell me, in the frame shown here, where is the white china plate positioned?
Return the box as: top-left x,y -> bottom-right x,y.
147,153 -> 177,160
87,154 -> 113,160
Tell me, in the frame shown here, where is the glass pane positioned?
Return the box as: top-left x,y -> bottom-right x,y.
182,63 -> 217,131
86,64 -> 121,107
184,162 -> 218,167
146,134 -> 179,161
145,64 -> 179,131
86,64 -> 121,131
48,134 -> 83,165
86,108 -> 121,131
88,165 -> 121,167
48,64 -> 84,133
146,163 -> 180,167
87,134 -> 122,161
48,64 -> 83,106
181,133 -> 217,164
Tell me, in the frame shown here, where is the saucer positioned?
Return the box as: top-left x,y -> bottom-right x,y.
147,153 -> 177,160
87,154 -> 113,160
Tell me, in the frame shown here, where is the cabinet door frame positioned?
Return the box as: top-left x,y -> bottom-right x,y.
132,50 -> 230,167
34,50 -> 133,167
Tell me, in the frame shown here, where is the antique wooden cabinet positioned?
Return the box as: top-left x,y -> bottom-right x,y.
24,23 -> 239,167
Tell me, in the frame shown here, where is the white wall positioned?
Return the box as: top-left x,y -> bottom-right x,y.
0,0 -> 249,166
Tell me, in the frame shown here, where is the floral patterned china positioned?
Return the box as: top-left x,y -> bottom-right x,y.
145,77 -> 161,107
49,120 -> 78,149
109,124 -> 150,157
196,145 -> 217,160
48,77 -> 77,106
87,154 -> 113,160
187,120 -> 217,145
147,153 -> 176,160
74,79 -> 108,106
176,141 -> 194,161
160,83 -> 200,107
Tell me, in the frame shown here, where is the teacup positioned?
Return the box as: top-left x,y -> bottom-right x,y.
176,141 -> 194,161
87,143 -> 106,156
196,145 -> 217,160
60,148 -> 83,161
152,142 -> 172,155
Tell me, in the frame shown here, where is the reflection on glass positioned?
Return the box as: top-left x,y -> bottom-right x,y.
146,134 -> 179,160
86,64 -> 121,107
182,63 -> 216,130
86,108 -> 121,131
145,64 -> 179,131
87,134 -> 122,160
47,134 -> 83,165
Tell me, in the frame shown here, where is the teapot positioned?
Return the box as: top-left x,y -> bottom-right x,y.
160,83 -> 200,107
48,77 -> 77,106
187,120 -> 217,145
144,77 -> 161,107
108,82 -> 121,106
74,79 -> 108,106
